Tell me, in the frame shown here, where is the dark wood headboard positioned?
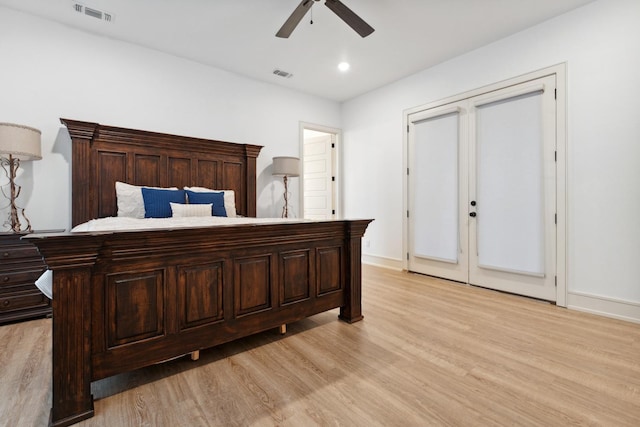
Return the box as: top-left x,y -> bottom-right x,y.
62,118 -> 263,227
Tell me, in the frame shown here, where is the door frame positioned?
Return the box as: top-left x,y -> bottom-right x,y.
299,122 -> 342,219
402,64 -> 567,307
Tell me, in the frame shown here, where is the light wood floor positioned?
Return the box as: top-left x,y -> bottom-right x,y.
1,265 -> 639,426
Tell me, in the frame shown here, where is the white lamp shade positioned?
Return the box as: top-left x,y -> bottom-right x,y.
0,122 -> 42,161
272,156 -> 300,177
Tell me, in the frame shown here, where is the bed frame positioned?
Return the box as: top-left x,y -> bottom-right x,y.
27,119 -> 371,427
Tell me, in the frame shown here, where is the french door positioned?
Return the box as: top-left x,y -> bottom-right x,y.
408,75 -> 557,301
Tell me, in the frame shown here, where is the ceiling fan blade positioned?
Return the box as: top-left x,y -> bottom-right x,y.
276,0 -> 315,38
324,0 -> 374,38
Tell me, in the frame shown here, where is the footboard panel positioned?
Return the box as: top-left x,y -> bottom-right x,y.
27,219 -> 371,427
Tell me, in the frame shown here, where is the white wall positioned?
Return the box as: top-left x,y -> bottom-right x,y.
342,0 -> 640,322
0,7 -> 340,226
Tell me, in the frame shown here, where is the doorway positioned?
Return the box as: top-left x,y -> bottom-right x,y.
405,67 -> 566,304
301,124 -> 340,220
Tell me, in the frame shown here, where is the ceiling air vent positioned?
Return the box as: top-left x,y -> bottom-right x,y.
72,2 -> 114,23
84,7 -> 102,19
273,69 -> 293,79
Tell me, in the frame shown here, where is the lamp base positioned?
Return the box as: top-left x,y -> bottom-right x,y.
1,155 -> 33,233
281,175 -> 289,218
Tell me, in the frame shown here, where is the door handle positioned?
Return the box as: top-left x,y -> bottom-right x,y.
469,212 -> 476,217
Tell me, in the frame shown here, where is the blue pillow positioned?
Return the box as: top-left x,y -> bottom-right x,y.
186,190 -> 227,217
141,188 -> 186,218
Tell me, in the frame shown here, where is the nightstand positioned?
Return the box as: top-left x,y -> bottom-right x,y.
0,231 -> 60,324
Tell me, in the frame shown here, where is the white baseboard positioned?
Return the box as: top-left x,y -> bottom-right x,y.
567,291 -> 640,324
362,254 -> 403,271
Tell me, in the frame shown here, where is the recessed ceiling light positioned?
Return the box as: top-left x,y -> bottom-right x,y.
338,62 -> 350,72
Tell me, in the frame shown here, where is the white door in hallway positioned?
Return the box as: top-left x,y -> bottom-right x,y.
304,134 -> 335,220
408,75 -> 557,301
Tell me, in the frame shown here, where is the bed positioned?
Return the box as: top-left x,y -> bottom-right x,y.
26,119 -> 372,427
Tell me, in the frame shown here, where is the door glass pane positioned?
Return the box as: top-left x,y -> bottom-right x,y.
475,91 -> 545,275
413,112 -> 459,263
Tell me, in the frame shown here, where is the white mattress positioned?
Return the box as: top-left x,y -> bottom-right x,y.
36,216 -> 316,299
71,216 -> 311,232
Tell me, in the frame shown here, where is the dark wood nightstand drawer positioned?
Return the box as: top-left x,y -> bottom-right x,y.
0,245 -> 41,263
0,268 -> 47,288
0,291 -> 49,313
0,231 -> 57,324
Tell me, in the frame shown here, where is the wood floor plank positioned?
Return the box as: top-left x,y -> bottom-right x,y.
1,265 -> 639,426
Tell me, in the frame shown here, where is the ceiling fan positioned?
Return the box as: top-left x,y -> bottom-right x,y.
276,0 -> 374,38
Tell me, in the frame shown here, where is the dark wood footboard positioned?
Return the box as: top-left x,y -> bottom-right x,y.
27,219 -> 371,427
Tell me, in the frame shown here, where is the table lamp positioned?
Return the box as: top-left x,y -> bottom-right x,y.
0,123 -> 42,232
272,156 -> 300,218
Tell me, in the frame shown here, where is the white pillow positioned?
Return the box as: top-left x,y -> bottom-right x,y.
116,181 -> 178,218
170,202 -> 213,218
184,187 -> 237,217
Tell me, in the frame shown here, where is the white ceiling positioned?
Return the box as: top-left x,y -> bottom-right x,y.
0,0 -> 594,102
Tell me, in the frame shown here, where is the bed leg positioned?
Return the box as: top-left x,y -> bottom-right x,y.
190,351 -> 200,361
279,324 -> 287,335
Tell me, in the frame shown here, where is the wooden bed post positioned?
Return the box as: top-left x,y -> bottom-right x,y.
339,220 -> 371,323
244,145 -> 262,217
26,234 -> 103,427
61,119 -> 99,228
49,268 -> 95,427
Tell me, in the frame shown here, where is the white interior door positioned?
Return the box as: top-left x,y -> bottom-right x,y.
408,75 -> 557,301
303,134 -> 335,220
